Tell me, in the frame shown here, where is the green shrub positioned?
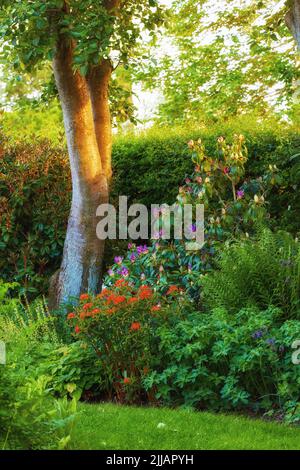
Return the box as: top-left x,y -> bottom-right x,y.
0,368 -> 77,450
144,306 -> 300,423
0,138 -> 70,296
201,228 -> 300,318
0,286 -> 77,449
36,341 -> 103,400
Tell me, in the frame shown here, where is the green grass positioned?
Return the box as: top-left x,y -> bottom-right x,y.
72,403 -> 300,450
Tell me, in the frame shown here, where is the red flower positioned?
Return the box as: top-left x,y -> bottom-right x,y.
74,325 -> 81,334
80,293 -> 89,301
123,377 -> 131,384
67,312 -> 76,320
130,321 -> 141,331
128,297 -> 139,304
115,279 -> 127,287
83,302 -> 93,310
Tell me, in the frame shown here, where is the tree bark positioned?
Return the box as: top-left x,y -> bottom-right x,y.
49,40 -> 109,307
88,60 -> 113,180
286,0 -> 300,49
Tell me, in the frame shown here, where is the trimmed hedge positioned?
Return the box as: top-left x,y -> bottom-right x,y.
0,122 -> 299,295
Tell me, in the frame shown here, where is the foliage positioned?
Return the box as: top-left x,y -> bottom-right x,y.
0,1 -> 164,71
137,0 -> 299,124
201,228 -> 300,318
144,305 -> 300,423
69,281 -> 190,403
0,367 -> 77,450
0,284 -> 77,450
0,137 -> 70,296
36,341 -> 104,400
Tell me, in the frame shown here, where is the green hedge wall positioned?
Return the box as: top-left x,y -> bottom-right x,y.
112,125 -> 300,232
0,123 -> 299,296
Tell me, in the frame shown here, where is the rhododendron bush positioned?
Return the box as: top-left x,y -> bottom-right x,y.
68,281 -> 191,403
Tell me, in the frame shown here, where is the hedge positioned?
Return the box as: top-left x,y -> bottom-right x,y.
0,121 -> 299,296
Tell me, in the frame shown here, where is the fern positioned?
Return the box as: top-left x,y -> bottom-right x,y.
201,228 -> 300,318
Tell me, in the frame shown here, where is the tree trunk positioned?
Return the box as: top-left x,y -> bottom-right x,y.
88,60 -> 113,180
286,0 -> 300,49
49,41 -> 110,308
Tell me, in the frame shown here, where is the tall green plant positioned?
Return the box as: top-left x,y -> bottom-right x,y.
201,228 -> 300,317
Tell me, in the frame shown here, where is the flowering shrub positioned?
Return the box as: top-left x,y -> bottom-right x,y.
68,281 -> 190,403
105,135 -> 272,299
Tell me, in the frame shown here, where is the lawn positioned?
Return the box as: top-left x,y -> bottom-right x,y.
72,403 -> 300,450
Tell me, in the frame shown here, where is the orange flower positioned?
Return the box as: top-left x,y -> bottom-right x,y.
79,312 -> 86,320
83,302 -> 93,310
151,304 -> 161,312
92,308 -> 101,315
67,312 -> 76,320
166,285 -> 179,295
97,288 -> 111,299
128,297 -> 139,304
74,325 -> 81,334
123,377 -> 131,384
80,293 -> 89,301
130,321 -> 141,331
112,295 -> 126,305
138,285 -> 153,300
115,279 -> 128,287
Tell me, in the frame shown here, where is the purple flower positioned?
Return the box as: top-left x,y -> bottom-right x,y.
128,243 -> 134,250
130,253 -> 137,263
137,245 -> 148,255
188,263 -> 193,271
266,338 -> 276,346
114,256 -> 123,265
252,329 -> 264,339
237,189 -> 245,199
189,224 -> 197,233
121,267 -> 129,277
108,268 -> 114,277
